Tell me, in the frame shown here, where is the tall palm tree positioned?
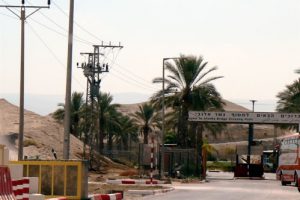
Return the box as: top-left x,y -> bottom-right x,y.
152,55 -> 223,147
132,103 -> 158,144
190,84 -> 225,145
52,92 -> 85,138
98,92 -> 120,152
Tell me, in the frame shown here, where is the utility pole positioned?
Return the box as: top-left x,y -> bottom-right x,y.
0,1 -> 50,161
78,43 -> 123,163
63,0 -> 75,160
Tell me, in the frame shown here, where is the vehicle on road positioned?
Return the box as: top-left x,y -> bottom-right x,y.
276,133 -> 300,190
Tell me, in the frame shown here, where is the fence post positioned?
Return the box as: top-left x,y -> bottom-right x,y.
150,137 -> 154,184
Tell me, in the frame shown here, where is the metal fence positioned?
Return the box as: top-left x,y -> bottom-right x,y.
10,160 -> 88,199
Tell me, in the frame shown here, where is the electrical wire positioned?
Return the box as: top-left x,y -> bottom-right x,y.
27,22 -> 85,90
28,20 -> 158,92
2,0 -> 161,93
51,0 -> 158,90
26,0 -> 93,46
29,17 -> 93,46
0,11 -> 18,20
52,0 -> 104,44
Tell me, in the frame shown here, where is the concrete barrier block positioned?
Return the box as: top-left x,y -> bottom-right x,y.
8,164 -> 23,179
3,148 -> 9,165
29,177 -> 39,194
29,194 -> 45,200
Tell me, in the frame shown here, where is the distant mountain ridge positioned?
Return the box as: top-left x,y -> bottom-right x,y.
0,93 -> 277,116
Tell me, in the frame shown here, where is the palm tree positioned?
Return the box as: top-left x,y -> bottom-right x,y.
276,78 -> 300,130
132,103 -> 158,144
52,92 -> 85,138
277,78 -> 300,113
98,92 -> 120,152
114,115 -> 139,151
152,55 -> 223,147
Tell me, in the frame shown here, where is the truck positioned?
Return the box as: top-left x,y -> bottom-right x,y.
276,133 -> 300,188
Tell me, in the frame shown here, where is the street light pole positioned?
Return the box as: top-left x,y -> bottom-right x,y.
161,57 -> 179,179
247,99 -> 257,173
250,100 -> 257,112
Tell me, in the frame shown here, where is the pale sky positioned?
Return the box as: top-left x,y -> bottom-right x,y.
1,0 -> 300,112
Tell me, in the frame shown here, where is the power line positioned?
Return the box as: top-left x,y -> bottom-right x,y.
29,14 -> 157,91
0,11 -> 18,19
27,22 -> 85,90
26,0 -> 94,46
108,70 -> 159,92
2,0 -> 161,93
29,17 -> 93,46
52,0 -> 104,43
39,0 -> 158,91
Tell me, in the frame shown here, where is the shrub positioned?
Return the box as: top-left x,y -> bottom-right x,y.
23,139 -> 38,147
207,161 -> 235,172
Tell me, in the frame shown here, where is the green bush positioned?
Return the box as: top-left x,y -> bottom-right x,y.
207,161 -> 235,172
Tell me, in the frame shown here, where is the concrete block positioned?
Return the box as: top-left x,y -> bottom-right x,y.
8,164 -> 24,179
29,194 -> 45,200
3,148 -> 9,165
0,144 -> 5,165
28,177 -> 39,194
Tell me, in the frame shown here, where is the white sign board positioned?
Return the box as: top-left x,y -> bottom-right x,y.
188,111 -> 300,124
279,135 -> 299,166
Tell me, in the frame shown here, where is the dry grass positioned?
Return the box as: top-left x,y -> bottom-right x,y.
119,169 -> 138,177
23,139 -> 38,147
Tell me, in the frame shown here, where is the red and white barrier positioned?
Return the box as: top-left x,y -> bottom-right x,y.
0,166 -> 16,200
12,178 -> 29,200
106,179 -> 164,184
89,193 -> 122,200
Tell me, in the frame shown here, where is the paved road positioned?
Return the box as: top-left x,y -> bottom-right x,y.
140,172 -> 300,200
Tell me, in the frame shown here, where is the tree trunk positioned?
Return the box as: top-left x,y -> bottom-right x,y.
108,132 -> 113,151
180,102 -> 189,148
144,130 -> 149,144
198,124 -> 204,179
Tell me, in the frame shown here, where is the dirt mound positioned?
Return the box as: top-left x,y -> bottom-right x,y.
0,98 -> 83,160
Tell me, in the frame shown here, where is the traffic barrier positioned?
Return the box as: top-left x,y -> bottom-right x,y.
0,165 -> 16,200
106,179 -> 164,185
88,193 -> 122,200
12,178 -> 29,200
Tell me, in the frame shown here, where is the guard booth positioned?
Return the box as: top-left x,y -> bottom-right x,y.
234,144 -> 264,178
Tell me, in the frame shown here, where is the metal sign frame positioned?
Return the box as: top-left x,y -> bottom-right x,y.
189,111 -> 300,126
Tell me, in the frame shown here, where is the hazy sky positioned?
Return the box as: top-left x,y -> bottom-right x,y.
1,0 -> 300,111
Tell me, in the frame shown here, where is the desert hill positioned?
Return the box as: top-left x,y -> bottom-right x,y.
0,98 -> 83,160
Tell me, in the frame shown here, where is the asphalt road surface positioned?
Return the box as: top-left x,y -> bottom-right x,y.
142,172 -> 300,200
